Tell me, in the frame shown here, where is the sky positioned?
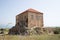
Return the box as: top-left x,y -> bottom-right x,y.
0,0 -> 60,27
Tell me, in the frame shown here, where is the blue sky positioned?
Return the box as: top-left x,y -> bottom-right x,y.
0,0 -> 60,27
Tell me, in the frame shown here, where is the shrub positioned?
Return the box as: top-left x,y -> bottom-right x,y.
53,27 -> 60,34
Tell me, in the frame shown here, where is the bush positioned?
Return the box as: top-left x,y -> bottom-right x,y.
53,27 -> 60,34
26,27 -> 43,35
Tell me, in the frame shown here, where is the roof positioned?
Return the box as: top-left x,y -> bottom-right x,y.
16,8 -> 43,16
26,8 -> 40,13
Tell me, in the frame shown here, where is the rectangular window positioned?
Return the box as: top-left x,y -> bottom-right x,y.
31,15 -> 34,19
36,16 -> 40,20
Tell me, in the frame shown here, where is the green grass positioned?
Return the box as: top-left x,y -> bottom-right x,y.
0,34 -> 60,40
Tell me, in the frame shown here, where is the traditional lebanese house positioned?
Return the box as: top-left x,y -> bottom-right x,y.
9,8 -> 44,35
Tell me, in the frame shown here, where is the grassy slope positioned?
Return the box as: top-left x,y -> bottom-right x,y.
0,34 -> 60,40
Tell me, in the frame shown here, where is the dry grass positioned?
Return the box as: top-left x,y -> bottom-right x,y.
0,34 -> 60,40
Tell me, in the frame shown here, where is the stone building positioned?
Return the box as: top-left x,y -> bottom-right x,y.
9,8 -> 44,35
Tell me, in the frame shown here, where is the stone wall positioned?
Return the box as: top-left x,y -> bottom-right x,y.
28,12 -> 43,29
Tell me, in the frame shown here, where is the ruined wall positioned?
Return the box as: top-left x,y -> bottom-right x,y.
15,11 -> 28,35
9,9 -> 44,35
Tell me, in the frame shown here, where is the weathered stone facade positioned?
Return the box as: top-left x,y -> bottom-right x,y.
9,8 -> 44,35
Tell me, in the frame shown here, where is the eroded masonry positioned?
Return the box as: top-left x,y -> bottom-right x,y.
9,8 -> 44,35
